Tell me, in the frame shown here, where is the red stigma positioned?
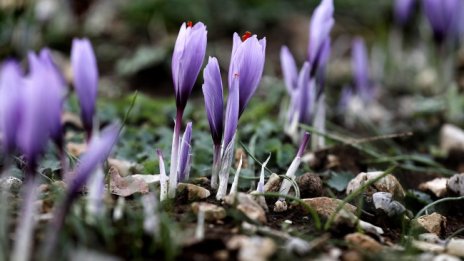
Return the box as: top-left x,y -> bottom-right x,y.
187,21 -> 193,27
241,31 -> 252,42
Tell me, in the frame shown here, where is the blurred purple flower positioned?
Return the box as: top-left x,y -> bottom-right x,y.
394,0 -> 415,25
229,32 -> 266,116
308,0 -> 334,77
17,61 -> 53,171
178,122 -> 192,182
172,21 -> 207,112
0,60 -> 23,154
45,123 -> 119,257
68,123 -> 119,197
71,38 -> 98,137
280,46 -> 298,94
338,85 -> 353,112
30,49 -> 66,148
202,57 -> 224,146
423,0 -> 461,44
352,37 -> 372,102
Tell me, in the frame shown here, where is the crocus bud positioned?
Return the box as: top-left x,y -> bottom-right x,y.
229,32 -> 266,116
280,46 -> 298,95
423,0 -> 460,44
0,60 -> 23,154
352,37 -> 371,102
202,57 -> 224,146
17,61 -> 52,171
71,38 -> 98,137
178,122 -> 192,182
30,49 -> 66,147
172,22 -> 207,112
308,0 -> 334,77
394,0 -> 415,26
296,62 -> 313,124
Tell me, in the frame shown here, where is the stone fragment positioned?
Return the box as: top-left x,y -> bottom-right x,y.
177,183 -> 211,201
447,173 -> 464,196
416,213 -> 447,236
346,171 -> 405,199
264,173 -> 281,193
191,202 -> 226,221
225,192 -> 266,223
227,236 -> 276,261
419,178 -> 448,198
108,158 -> 141,177
440,124 -> 464,154
345,232 -> 383,252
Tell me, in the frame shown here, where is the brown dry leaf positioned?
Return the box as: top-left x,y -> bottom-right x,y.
109,167 -> 149,197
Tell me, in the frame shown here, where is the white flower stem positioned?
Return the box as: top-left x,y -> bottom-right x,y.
229,155 -> 243,195
211,144 -> 221,189
168,111 -> 183,199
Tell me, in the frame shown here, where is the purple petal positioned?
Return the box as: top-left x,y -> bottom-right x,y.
280,46 -> 298,94
172,22 -> 208,111
338,85 -> 353,112
394,0 -> 415,25
296,62 -> 312,124
17,64 -> 52,166
228,34 -> 266,116
423,0 -> 461,43
352,37 -> 371,102
178,122 -> 192,182
69,123 -> 119,194
0,60 -> 23,154
202,57 -> 224,145
71,38 -> 98,135
37,49 -> 66,146
223,75 -> 239,148
308,0 -> 334,75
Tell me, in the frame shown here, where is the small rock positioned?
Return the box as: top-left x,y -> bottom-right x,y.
419,178 -> 448,198
227,236 -> 276,261
176,183 -> 210,201
346,171 -> 405,199
264,173 -> 281,193
225,192 -> 266,223
191,202 -> 226,221
446,238 -> 464,257
418,233 -> 445,244
413,240 -> 445,253
345,232 -> 383,252
0,176 -> 22,192
434,254 -> 461,261
447,173 -> 464,196
372,192 -> 406,217
273,200 -> 287,212
301,197 -> 357,219
415,213 -> 447,236
440,124 -> 464,154
296,173 -> 323,198
109,167 -> 149,197
108,158 -> 141,177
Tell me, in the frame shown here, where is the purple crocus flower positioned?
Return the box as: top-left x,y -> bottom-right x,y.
308,0 -> 334,77
296,62 -> 313,124
280,46 -> 298,94
71,38 -> 98,138
17,61 -> 52,173
45,123 -> 119,258
229,32 -> 266,116
178,122 -> 192,182
172,21 -> 208,113
338,85 -> 353,112
394,0 -> 415,26
202,57 -> 224,146
352,37 -> 372,102
0,60 -> 23,154
423,0 -> 461,44
29,49 -> 66,148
